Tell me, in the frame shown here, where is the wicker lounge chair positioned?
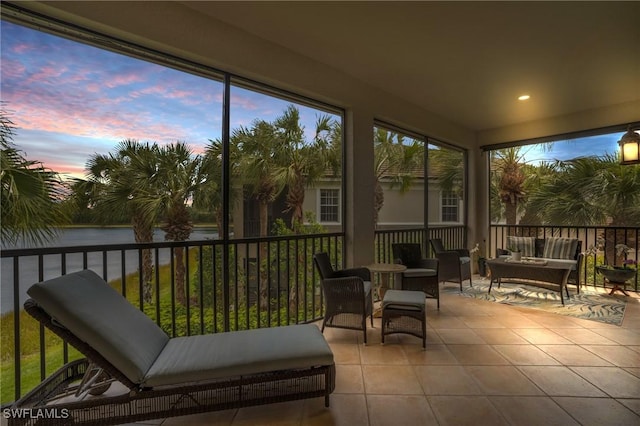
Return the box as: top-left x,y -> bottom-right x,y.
391,243 -> 440,309
10,270 -> 335,426
430,238 -> 473,291
313,252 -> 374,344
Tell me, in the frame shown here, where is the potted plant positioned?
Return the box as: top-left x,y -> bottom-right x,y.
587,240 -> 637,295
470,242 -> 488,277
508,246 -> 522,261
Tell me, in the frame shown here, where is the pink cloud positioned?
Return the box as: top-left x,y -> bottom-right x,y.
131,84 -> 196,101
6,94 -> 182,145
25,66 -> 67,84
230,93 -> 260,111
45,161 -> 86,180
11,42 -> 35,54
103,72 -> 145,88
1,58 -> 26,79
85,83 -> 101,93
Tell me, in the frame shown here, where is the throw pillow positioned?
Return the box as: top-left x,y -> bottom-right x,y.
506,236 -> 535,257
543,237 -> 579,260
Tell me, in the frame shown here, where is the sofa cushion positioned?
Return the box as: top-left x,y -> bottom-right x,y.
507,236 -> 536,257
403,268 -> 437,278
143,324 -> 334,387
543,237 -> 579,260
27,270 -> 169,384
544,258 -> 578,270
496,255 -> 578,271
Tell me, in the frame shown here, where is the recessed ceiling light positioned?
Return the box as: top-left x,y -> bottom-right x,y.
518,95 -> 530,101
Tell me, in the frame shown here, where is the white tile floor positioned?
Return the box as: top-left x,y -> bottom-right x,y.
129,278 -> 640,425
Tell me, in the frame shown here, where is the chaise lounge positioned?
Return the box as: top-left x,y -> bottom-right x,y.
10,270 -> 335,426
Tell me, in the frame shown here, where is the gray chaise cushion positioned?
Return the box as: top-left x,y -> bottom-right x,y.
143,324 -> 334,387
28,270 -> 335,390
27,270 -> 169,383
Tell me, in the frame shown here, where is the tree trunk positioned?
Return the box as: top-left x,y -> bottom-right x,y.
287,173 -> 305,228
174,246 -> 187,305
504,201 -> 518,226
258,200 -> 269,311
161,204 -> 193,306
132,214 -> 154,304
289,249 -> 302,320
374,179 -> 384,227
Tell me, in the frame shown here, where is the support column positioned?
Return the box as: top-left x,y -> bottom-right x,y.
471,145 -> 489,258
345,108 -> 375,267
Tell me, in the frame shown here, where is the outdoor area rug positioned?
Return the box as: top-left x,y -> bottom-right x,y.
441,281 -> 627,326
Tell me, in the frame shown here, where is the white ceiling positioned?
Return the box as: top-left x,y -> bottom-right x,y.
181,1 -> 640,133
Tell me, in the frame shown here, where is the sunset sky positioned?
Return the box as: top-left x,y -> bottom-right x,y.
1,21 -> 332,180
1,20 -> 622,180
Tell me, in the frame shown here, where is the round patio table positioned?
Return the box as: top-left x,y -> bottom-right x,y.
366,263 -> 407,317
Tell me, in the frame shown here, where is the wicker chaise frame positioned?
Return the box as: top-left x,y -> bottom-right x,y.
11,299 -> 335,426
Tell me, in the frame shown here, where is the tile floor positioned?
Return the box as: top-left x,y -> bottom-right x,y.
136,278 -> 640,425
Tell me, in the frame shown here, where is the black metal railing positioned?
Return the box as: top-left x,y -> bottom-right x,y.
10,223 -> 638,404
489,225 -> 639,292
0,232 -> 343,403
373,225 -> 466,263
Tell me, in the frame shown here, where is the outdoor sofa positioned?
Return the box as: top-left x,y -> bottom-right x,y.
10,270 -> 335,426
498,236 -> 584,288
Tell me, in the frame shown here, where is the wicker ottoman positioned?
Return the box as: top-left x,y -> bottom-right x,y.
381,290 -> 426,348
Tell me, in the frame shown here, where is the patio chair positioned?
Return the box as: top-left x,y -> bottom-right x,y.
391,243 -> 440,309
430,238 -> 473,291
313,252 -> 374,344
12,270 -> 335,426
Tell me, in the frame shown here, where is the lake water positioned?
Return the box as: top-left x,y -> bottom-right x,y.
1,227 -> 218,313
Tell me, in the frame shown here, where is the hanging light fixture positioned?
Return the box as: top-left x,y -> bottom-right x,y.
618,126 -> 640,165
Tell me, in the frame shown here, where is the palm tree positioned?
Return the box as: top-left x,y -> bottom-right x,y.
82,139 -> 160,302
195,138 -> 241,238
234,119 -> 283,309
525,155 -> 640,264
272,105 -> 335,229
137,142 -> 202,305
236,119 -> 284,237
525,155 -> 640,226
271,107 -> 342,314
373,128 -> 424,226
429,145 -> 464,196
491,147 -> 526,225
517,161 -> 557,225
313,113 -> 342,178
1,106 -> 68,246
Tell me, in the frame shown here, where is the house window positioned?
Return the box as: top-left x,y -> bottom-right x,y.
320,189 -> 340,222
441,192 -> 458,222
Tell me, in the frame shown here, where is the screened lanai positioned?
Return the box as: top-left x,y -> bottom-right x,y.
1,2 -> 639,422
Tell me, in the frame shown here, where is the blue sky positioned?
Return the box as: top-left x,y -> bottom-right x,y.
520,133 -> 622,166
1,21 -> 331,179
1,21 -> 623,179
